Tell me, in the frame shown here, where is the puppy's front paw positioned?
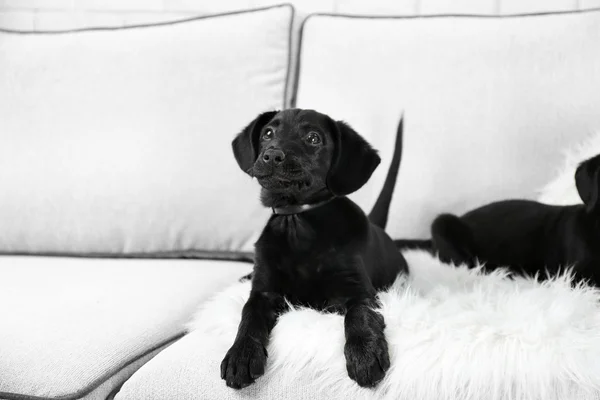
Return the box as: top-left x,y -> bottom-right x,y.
220,337 -> 267,389
344,332 -> 390,388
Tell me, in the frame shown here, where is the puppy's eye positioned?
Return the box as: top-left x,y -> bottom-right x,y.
306,132 -> 321,145
262,129 -> 273,141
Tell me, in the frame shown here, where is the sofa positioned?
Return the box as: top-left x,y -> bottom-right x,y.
1,1 -> 600,399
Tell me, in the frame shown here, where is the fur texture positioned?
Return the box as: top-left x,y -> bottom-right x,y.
188,250 -> 600,400
538,131 -> 600,205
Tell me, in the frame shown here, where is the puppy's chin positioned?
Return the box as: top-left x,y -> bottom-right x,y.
257,176 -> 312,193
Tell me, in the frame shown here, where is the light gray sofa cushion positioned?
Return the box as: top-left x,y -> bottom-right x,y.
296,8 -> 600,240
114,332 -> 325,400
0,4 -> 292,258
0,256 -> 252,400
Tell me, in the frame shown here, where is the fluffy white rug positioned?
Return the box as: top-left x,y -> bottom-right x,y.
188,250 -> 600,400
537,131 -> 600,205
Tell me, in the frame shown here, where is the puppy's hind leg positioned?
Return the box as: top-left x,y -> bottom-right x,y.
431,214 -> 476,267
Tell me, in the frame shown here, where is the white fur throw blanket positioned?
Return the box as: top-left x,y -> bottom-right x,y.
189,250 -> 600,400
188,133 -> 600,400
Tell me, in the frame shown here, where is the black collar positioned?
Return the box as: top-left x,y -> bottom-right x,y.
272,197 -> 335,215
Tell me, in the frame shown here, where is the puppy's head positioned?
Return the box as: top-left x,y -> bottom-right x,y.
576,153 -> 600,213
232,109 -> 380,204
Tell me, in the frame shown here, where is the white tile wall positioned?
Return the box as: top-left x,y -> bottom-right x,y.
581,0 -> 600,9
336,0 -> 417,15
0,0 -> 589,31
166,0 -> 252,12
80,0 -> 163,11
420,0 -> 497,15
4,0 -> 36,8
0,9 -> 35,29
499,0 -> 577,14
31,0 -> 74,10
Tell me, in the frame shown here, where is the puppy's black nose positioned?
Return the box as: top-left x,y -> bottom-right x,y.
262,149 -> 285,165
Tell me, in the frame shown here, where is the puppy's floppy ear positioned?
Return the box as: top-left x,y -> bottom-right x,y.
232,111 -> 278,175
327,120 -> 381,196
576,155 -> 600,212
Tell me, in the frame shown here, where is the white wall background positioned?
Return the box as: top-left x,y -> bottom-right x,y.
1,0 -> 599,32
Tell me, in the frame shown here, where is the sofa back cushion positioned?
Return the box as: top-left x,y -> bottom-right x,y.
0,5 -> 292,257
296,9 -> 600,239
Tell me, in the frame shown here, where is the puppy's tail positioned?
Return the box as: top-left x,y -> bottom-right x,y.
394,239 -> 433,251
368,115 -> 403,230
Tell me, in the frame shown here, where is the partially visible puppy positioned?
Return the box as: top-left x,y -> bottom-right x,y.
400,154 -> 600,286
221,109 -> 408,389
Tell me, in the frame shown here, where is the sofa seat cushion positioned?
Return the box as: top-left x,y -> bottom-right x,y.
114,251 -> 600,400
0,256 -> 252,400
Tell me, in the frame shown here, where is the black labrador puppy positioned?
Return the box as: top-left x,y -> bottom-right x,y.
398,153 -> 600,286
221,109 -> 408,389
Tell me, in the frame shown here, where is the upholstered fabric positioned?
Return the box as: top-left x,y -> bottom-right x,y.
1,1 -> 588,111
296,9 -> 600,239
0,5 -> 292,256
0,257 -> 252,399
115,251 -> 600,400
114,332 -> 316,400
